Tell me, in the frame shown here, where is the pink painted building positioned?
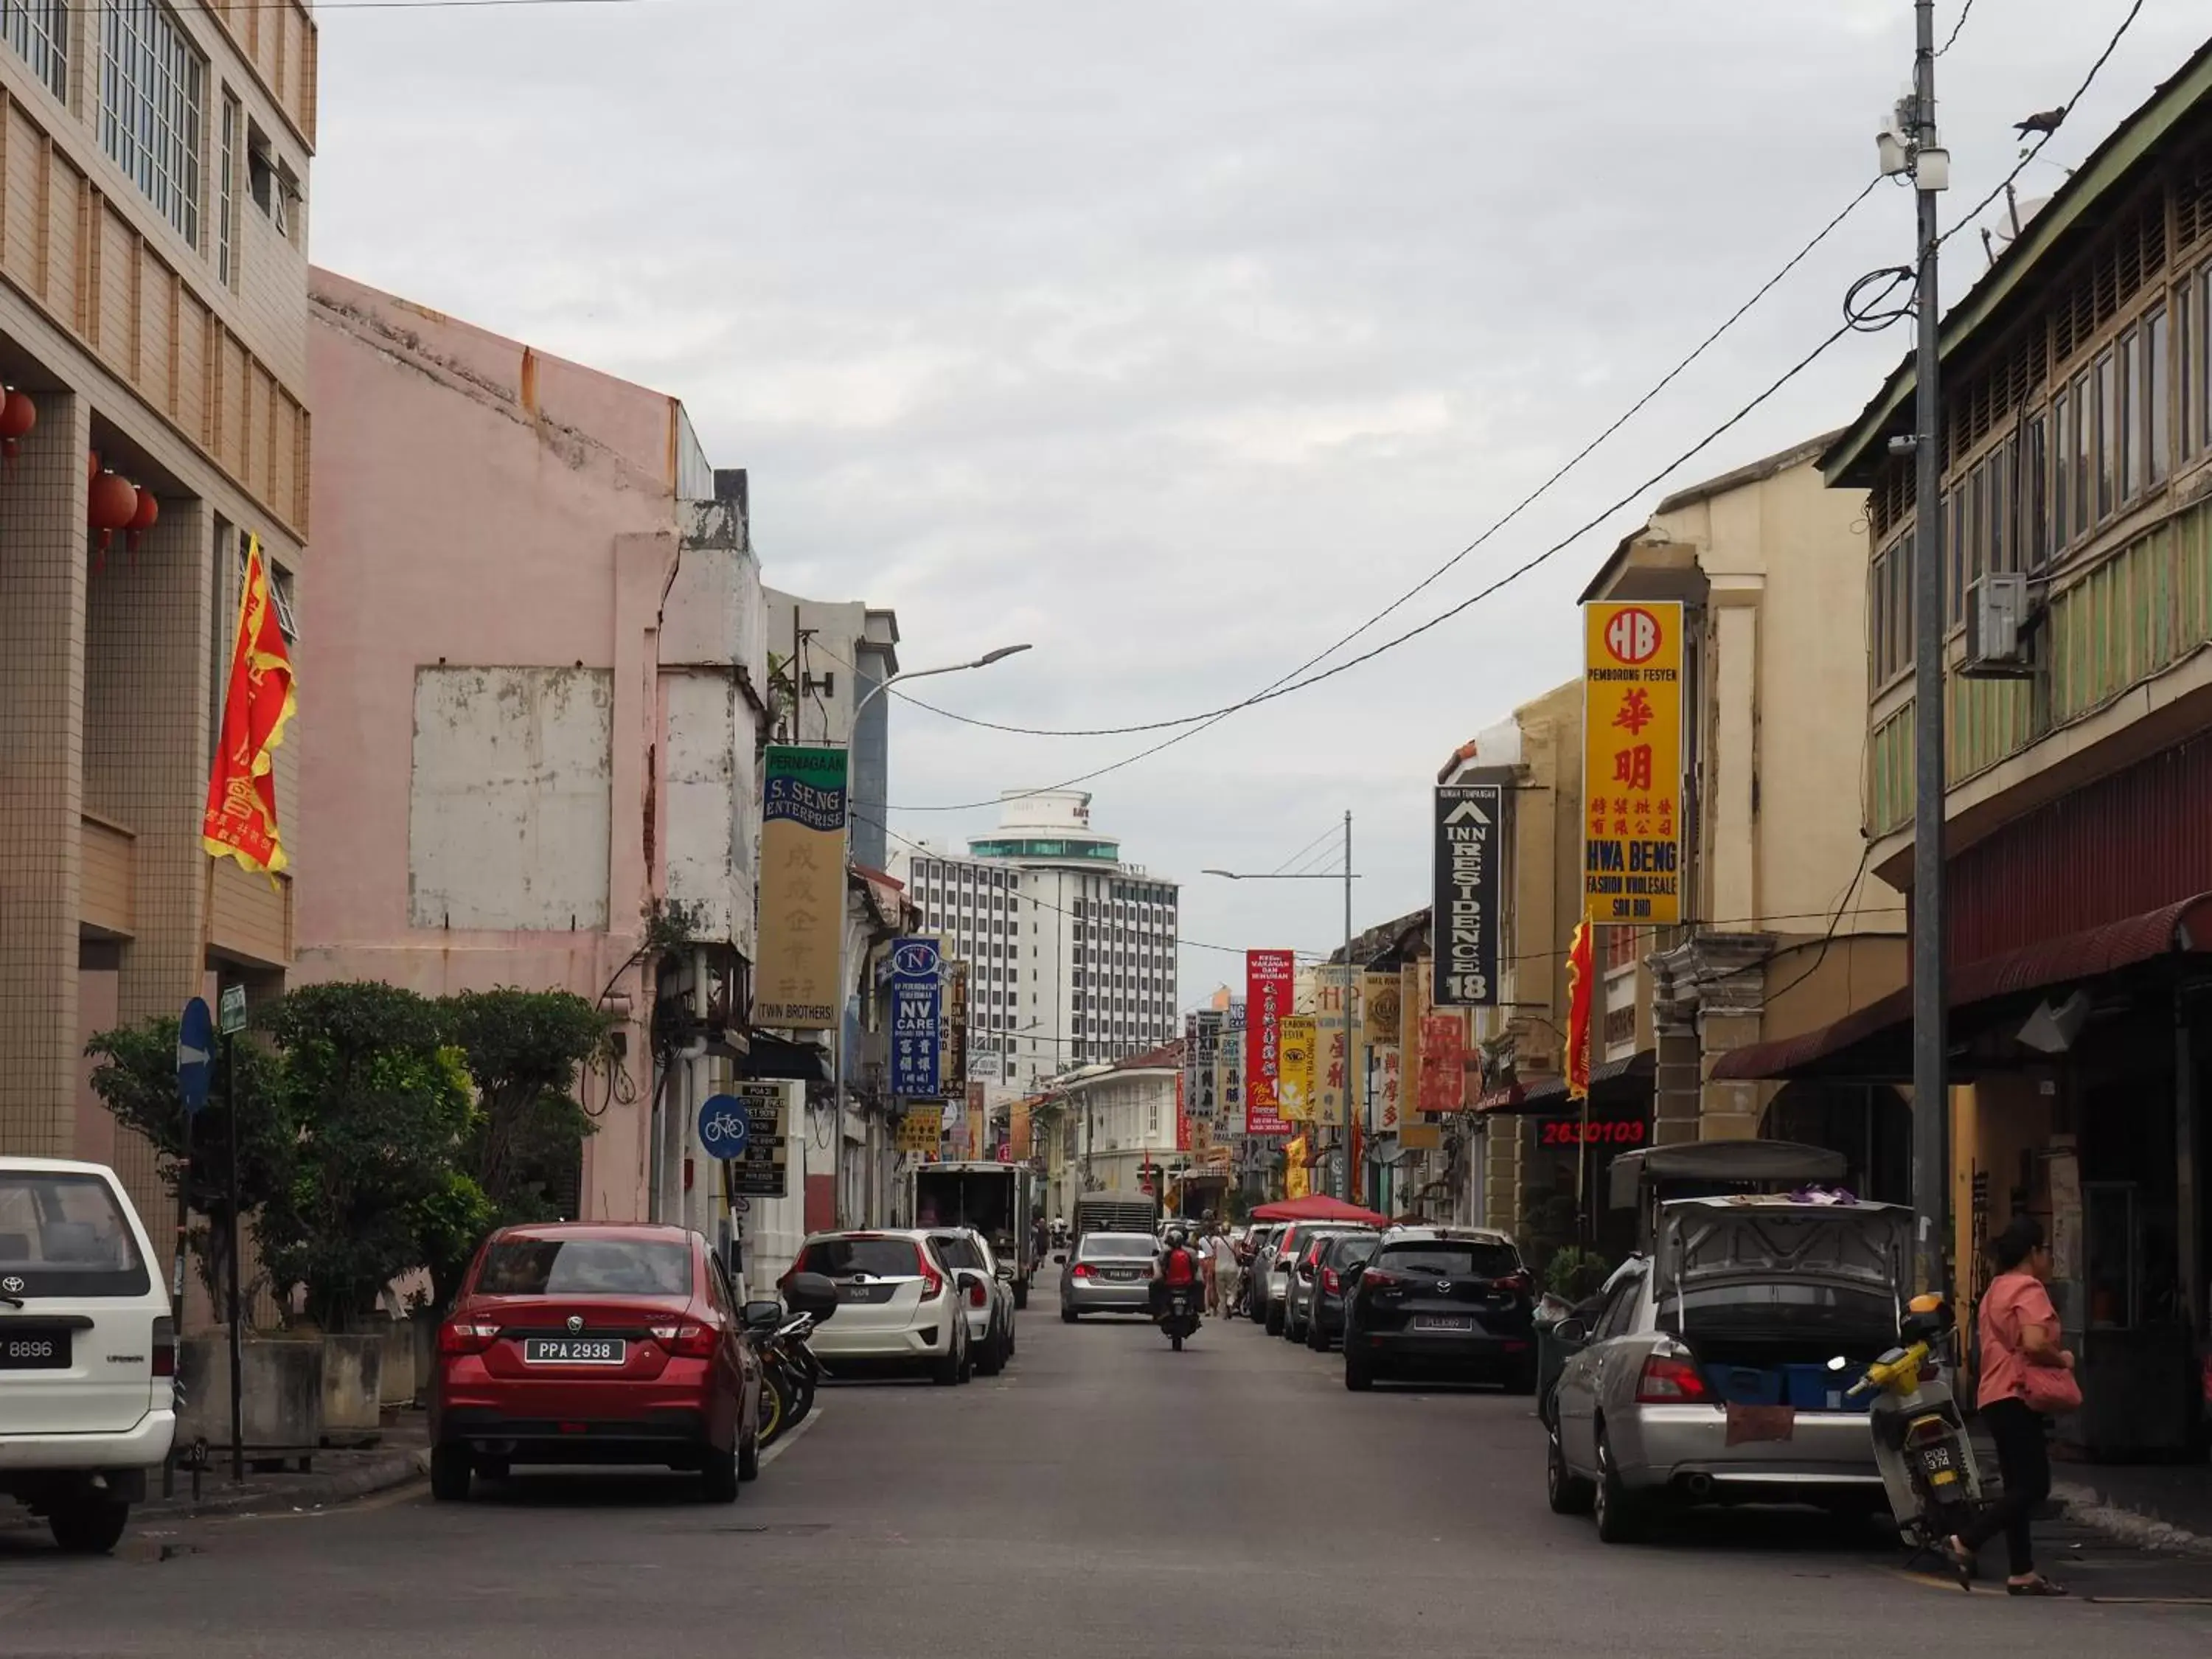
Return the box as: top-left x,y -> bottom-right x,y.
300,269 -> 766,1223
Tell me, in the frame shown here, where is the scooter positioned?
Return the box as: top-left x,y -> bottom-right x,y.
1845,1292 -> 1986,1560
1158,1285 -> 1202,1352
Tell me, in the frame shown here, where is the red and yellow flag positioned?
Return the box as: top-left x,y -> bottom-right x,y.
201,536 -> 296,877
1565,920 -> 1593,1101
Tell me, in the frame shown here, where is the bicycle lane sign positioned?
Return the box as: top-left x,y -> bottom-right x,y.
698,1093 -> 751,1160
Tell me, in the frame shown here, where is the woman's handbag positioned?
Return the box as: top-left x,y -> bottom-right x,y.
2020,1363 -> 2084,1415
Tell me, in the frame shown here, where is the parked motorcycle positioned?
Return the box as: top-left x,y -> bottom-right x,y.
1846,1292 -> 1986,1559
1158,1285 -> 1202,1352
745,1272 -> 836,1449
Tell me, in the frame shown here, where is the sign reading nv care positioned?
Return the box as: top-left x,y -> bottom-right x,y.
1582,600 -> 1683,924
1433,783 -> 1500,1006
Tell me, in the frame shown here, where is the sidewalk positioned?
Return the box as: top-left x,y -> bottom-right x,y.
2050,1458 -> 2212,1558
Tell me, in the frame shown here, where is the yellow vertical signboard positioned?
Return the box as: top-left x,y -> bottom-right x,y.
1278,1015 -> 1318,1122
1582,600 -> 1684,925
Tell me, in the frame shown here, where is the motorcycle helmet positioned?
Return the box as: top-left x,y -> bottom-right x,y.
1164,1226 -> 1188,1250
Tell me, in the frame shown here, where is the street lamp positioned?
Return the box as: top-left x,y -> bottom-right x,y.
1203,811 -> 1360,1200
830,643 -> 1030,1225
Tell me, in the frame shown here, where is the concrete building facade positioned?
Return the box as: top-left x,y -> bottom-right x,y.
298,269 -> 766,1229
0,2 -> 319,1234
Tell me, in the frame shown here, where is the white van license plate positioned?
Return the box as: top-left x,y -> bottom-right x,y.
0,1330 -> 70,1369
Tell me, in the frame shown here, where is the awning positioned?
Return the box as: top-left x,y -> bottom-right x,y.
734,1032 -> 830,1082
1500,1051 -> 1655,1113
1712,892 -> 2212,1082
1248,1194 -> 1391,1225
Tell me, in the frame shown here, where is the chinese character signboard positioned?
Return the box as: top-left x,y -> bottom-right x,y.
1375,1043 -> 1402,1133
754,746 -> 849,1027
1008,1098 -> 1032,1161
1278,1015 -> 1317,1121
895,1103 -> 943,1155
942,961 -> 970,1086
1245,950 -> 1294,1133
966,1081 -> 987,1163
1416,1014 -> 1467,1114
1217,1013 -> 1247,1136
1312,967 -> 1352,1128
1433,783 -> 1502,1005
889,938 -> 943,1098
1194,1011 -> 1222,1122
724,1082 -> 790,1197
1360,971 -> 1400,1046
1583,601 -> 1684,924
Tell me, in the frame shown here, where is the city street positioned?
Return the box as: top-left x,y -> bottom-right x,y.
2,1312 -> 2207,1657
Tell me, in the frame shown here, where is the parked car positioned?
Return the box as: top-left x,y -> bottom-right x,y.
1305,1232 -> 1380,1352
430,1221 -> 765,1503
1283,1227 -> 1376,1343
1059,1230 -> 1158,1319
1240,1223 -> 1285,1317
1545,1197 -> 1909,1543
1341,1225 -> 1537,1392
1262,1220 -> 1343,1334
790,1231 -> 973,1385
0,1158 -> 176,1554
922,1226 -> 1016,1376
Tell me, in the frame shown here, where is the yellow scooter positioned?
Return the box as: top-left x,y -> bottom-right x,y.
1844,1293 -> 1987,1557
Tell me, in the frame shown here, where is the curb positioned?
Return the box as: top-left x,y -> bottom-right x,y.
2051,1480 -> 2212,1559
141,1447 -> 430,1522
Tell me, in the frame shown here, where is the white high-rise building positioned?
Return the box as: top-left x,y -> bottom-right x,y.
895,791 -> 1180,1092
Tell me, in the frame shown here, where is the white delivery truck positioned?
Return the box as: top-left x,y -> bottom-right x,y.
909,1161 -> 1037,1308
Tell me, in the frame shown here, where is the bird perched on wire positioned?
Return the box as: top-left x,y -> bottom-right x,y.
2014,107 -> 2067,138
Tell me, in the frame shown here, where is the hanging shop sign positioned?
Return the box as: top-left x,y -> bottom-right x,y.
1278,1015 -> 1318,1122
1216,1014 -> 1247,1137
754,746 -> 849,1027
894,1103 -> 944,1156
1416,1014 -> 1467,1114
1312,968 -> 1352,1128
723,1082 -> 790,1198
889,937 -> 944,1098
1193,1010 -> 1222,1122
1245,950 -> 1294,1133
1433,783 -> 1501,1006
1582,601 -> 1684,925
1360,971 -> 1400,1046
1374,1043 -> 1402,1133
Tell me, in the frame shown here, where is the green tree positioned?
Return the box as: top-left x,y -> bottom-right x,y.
84,1015 -> 293,1312
255,982 -> 473,1331
430,987 -> 610,1307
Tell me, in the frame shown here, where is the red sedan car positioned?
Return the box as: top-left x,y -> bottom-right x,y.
429,1222 -> 763,1502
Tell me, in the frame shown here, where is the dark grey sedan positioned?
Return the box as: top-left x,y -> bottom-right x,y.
1059,1231 -> 1158,1320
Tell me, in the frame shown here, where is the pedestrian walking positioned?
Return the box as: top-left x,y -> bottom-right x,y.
1206,1228 -> 1237,1318
1943,1215 -> 2081,1596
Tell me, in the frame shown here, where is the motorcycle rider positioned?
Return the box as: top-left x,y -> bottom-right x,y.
1151,1225 -> 1203,1319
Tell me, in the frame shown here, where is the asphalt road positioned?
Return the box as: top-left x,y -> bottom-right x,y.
2,1308 -> 2207,1656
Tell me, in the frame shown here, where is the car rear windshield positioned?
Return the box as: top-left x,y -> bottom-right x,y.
929,1234 -> 985,1272
798,1237 -> 923,1279
0,1172 -> 150,1297
1079,1234 -> 1157,1261
1669,1281 -> 1896,1340
1379,1240 -> 1520,1278
1329,1237 -> 1377,1265
476,1238 -> 693,1297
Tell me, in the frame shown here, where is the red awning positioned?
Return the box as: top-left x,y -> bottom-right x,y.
1248,1194 -> 1392,1225
1711,892 -> 2212,1081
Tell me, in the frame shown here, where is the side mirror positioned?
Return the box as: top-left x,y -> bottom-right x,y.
1553,1318 -> 1590,1346
782,1270 -> 839,1324
995,1265 -> 1015,1281
742,1298 -> 783,1332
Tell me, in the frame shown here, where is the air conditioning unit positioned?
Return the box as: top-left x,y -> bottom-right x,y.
1962,571 -> 2034,678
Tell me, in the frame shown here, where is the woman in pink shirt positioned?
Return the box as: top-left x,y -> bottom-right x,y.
1944,1215 -> 2074,1595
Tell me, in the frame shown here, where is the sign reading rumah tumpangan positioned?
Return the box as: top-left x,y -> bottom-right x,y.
754,746 -> 849,1028
1433,784 -> 1502,1006
1245,950 -> 1294,1134
1583,601 -> 1684,924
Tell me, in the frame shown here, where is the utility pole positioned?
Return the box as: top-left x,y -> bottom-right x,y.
1340,811 -> 1354,1202
1908,0 -> 1951,1294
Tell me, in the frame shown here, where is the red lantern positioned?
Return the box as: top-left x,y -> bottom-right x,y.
125,487 -> 159,554
0,388 -> 34,462
87,471 -> 139,566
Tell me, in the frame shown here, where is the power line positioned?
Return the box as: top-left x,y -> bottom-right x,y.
879,310 -> 1879,812
1940,0 -> 2146,248
1936,0 -> 1978,55
884,175 -> 1884,747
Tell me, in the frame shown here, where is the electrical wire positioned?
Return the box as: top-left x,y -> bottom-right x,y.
1939,0 -> 2146,250
1937,0 -> 1978,56
880,310 -> 1882,813
883,176 -> 1886,747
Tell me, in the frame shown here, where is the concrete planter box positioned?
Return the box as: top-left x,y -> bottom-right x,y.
377,1318 -> 421,1407
178,1334 -> 323,1452
319,1334 -> 385,1447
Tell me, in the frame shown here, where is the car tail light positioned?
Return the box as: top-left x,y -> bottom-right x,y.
1495,1270 -> 1534,1296
1362,1269 -> 1402,1290
151,1315 -> 176,1378
651,1323 -> 719,1358
438,1320 -> 501,1355
1071,1263 -> 1095,1278
1322,1268 -> 1341,1295
1635,1353 -> 1711,1404
967,1280 -> 989,1308
919,1263 -> 945,1301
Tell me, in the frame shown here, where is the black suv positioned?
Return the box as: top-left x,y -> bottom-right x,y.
1342,1226 -> 1537,1392
1304,1231 -> 1379,1352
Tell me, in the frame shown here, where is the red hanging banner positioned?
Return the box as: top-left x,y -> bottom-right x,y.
201,535 -> 296,877
1566,920 -> 1594,1101
1245,949 -> 1294,1135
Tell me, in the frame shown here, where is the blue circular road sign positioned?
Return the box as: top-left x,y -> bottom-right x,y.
698,1093 -> 751,1161
177,997 -> 215,1116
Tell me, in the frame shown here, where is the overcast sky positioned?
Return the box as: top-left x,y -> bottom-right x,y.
315,0 -> 2203,1009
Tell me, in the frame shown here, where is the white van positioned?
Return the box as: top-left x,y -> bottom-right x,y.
0,1157 -> 178,1552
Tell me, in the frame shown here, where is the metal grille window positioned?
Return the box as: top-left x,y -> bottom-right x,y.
3,0 -> 68,97
102,1 -> 205,247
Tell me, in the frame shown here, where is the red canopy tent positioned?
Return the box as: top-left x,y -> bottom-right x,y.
1248,1194 -> 1391,1225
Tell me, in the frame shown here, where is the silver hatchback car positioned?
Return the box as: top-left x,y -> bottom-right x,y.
1546,1197 -> 1912,1543
1059,1231 -> 1157,1320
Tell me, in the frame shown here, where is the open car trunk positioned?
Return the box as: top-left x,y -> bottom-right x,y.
1656,1198 -> 1912,1413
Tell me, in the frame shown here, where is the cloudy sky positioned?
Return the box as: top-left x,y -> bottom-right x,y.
314,0 -> 2201,1008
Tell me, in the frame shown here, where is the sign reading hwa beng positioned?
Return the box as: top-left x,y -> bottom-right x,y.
1433,784 -> 1501,1006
